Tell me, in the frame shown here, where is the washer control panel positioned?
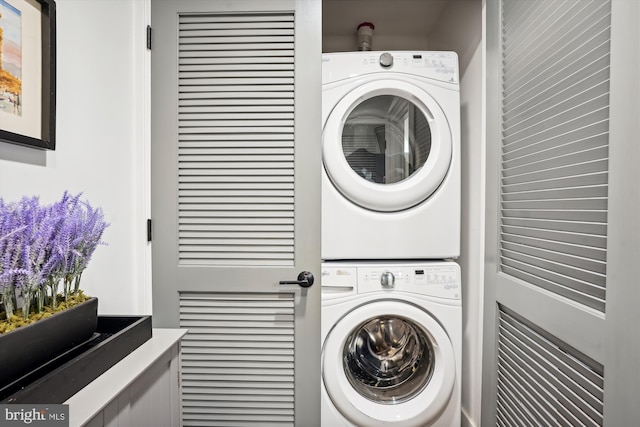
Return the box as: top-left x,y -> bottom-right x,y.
357,264 -> 460,300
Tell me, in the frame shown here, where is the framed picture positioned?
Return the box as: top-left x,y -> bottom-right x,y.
0,0 -> 56,150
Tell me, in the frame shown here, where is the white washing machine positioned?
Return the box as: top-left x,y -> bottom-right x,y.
321,261 -> 461,427
322,51 -> 460,260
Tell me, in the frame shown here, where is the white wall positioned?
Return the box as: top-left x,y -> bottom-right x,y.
429,1 -> 484,426
0,0 -> 151,315
322,0 -> 440,52
323,33 -> 431,53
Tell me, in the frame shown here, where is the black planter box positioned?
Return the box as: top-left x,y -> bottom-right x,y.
0,298 -> 99,389
1,315 -> 152,403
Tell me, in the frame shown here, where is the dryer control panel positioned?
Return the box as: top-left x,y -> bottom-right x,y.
322,51 -> 459,85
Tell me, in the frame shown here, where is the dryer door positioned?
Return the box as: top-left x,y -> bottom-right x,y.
323,79 -> 452,212
322,300 -> 456,427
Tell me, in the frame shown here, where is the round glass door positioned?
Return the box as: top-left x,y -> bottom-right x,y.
323,80 -> 452,212
322,301 -> 455,426
343,316 -> 435,404
342,95 -> 431,185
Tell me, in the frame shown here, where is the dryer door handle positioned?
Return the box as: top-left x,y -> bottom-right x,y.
279,271 -> 314,288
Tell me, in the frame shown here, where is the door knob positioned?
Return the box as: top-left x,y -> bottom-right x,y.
279,271 -> 314,288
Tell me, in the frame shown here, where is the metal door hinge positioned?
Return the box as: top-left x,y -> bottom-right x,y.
146,25 -> 152,50
147,219 -> 152,242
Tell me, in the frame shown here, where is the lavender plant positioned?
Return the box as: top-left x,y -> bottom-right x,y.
0,192 -> 108,323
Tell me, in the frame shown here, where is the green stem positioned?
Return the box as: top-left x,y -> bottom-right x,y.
37,286 -> 45,313
64,277 -> 72,301
73,273 -> 82,295
2,288 -> 14,319
21,291 -> 32,320
49,280 -> 58,310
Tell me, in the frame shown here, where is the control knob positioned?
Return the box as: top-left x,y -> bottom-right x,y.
380,271 -> 395,288
379,52 -> 394,68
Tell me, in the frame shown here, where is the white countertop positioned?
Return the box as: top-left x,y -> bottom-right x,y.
65,328 -> 187,426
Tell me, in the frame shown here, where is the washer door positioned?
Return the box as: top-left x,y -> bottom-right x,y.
322,300 -> 456,427
323,79 -> 452,212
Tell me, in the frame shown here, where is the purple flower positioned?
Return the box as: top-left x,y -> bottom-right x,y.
0,192 -> 109,319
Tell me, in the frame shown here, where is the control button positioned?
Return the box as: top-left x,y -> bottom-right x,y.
379,52 -> 394,68
380,271 -> 395,288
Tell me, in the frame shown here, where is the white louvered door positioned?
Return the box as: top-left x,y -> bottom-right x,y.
151,1 -> 321,426
482,0 -> 640,425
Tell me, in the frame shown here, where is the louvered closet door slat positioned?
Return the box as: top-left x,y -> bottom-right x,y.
501,185 -> 608,204
500,255 -> 605,299
181,198 -> 292,206
503,82 -> 609,137
503,58 -> 610,125
181,21 -> 294,30
181,27 -> 294,35
500,0 -> 611,312
499,326 -> 603,426
180,292 -> 295,426
180,14 -> 294,24
502,0 -> 555,41
180,85 -> 295,94
501,207 -> 606,223
180,129 -> 293,138
501,198 -> 607,212
180,50 -> 293,59
501,224 -> 605,248
502,0 -> 576,73
501,241 -> 605,275
180,58 -> 294,67
180,208 -> 293,217
500,161 -> 608,188
502,0 -> 606,82
183,150 -> 294,160
179,152 -> 294,161
502,104 -> 609,148
181,77 -> 294,86
503,1 -> 608,94
503,35 -> 610,118
179,66 -> 293,77
177,12 -> 295,268
503,137 -> 608,171
500,264 -> 603,310
501,119 -> 606,158
180,119 -> 293,128
180,100 -> 294,110
181,208 -> 292,216
182,34 -> 295,44
502,172 -> 608,194
501,233 -> 606,262
502,108 -> 609,153
498,337 -> 562,424
497,307 -> 604,426
180,108 -> 294,117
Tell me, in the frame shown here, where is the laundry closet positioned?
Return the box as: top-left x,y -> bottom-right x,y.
321,1 -> 484,426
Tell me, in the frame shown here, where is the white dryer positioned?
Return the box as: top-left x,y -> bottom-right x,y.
322,51 -> 460,260
321,261 -> 461,427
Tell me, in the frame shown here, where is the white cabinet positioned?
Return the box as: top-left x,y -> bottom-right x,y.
65,329 -> 187,427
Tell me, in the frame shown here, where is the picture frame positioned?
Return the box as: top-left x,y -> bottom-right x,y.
0,0 -> 56,150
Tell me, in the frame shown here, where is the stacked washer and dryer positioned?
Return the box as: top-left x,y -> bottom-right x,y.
321,51 -> 462,427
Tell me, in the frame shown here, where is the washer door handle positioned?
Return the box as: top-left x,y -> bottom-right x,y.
279,271 -> 314,288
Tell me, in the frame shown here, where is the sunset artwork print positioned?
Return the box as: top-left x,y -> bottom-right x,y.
0,0 -> 22,117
